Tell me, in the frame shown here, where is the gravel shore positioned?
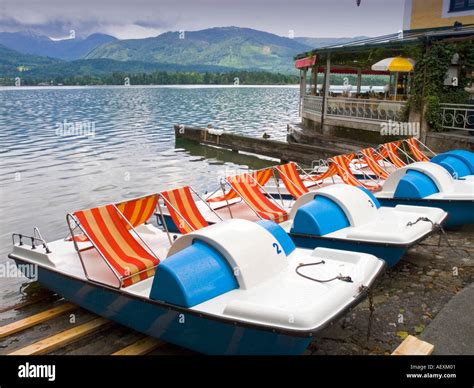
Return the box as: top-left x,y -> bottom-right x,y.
309,225 -> 474,355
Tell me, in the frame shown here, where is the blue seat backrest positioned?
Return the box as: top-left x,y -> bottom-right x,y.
257,220 -> 296,256
394,170 -> 439,199
149,240 -> 238,307
432,151 -> 474,178
357,186 -> 381,208
290,196 -> 350,236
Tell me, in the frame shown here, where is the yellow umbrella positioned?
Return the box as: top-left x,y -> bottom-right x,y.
371,57 -> 416,72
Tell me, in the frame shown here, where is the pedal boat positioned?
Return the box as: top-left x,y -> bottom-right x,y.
430,150 -> 474,182
374,162 -> 474,228
261,138 -> 474,201
259,156 -> 473,228
157,180 -> 447,267
9,203 -> 384,355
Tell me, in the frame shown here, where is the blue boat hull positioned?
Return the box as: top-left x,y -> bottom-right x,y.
13,259 -> 312,355
377,198 -> 474,228
289,235 -> 406,268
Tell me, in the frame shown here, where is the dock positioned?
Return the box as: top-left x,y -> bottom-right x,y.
174,124 -> 369,164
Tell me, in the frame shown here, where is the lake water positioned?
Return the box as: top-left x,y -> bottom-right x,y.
0,85 -> 299,307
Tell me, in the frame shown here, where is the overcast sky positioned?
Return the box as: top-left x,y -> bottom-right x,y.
0,0 -> 406,39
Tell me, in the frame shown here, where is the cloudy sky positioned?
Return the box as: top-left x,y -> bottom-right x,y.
0,0 -> 406,39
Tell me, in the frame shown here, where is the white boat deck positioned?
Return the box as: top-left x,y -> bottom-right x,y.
10,220 -> 384,333
183,185 -> 447,246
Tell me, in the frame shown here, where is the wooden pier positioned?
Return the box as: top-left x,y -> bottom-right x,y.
174,125 -> 369,164
0,295 -> 193,356
0,294 -> 439,356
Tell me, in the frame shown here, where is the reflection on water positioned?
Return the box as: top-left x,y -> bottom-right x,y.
0,85 -> 298,306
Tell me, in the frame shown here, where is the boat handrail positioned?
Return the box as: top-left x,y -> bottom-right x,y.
12,229 -> 51,253
310,159 -> 329,174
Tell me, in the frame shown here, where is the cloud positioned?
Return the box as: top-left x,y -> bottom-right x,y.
0,0 -> 176,37
101,24 -> 165,40
0,0 -> 405,39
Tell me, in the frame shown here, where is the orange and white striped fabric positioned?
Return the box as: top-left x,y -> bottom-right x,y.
331,155 -> 381,192
228,173 -> 288,223
74,204 -> 159,287
360,148 -> 389,179
406,138 -> 430,162
381,142 -> 406,168
304,154 -> 354,183
69,194 -> 158,243
378,145 -> 389,160
160,186 -> 209,234
306,163 -> 338,182
116,194 -> 158,228
208,168 -> 273,203
276,163 -> 309,199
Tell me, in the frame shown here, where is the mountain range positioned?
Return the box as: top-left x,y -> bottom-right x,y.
85,27 -> 311,73
0,31 -> 117,60
294,36 -> 368,48
0,27 -> 367,80
0,44 -> 60,77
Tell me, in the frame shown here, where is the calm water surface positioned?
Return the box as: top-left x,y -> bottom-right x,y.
0,85 -> 299,306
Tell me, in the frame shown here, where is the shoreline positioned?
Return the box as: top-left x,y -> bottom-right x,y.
0,84 -> 300,91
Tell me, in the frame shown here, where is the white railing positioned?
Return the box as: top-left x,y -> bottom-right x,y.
302,95 -> 323,115
325,97 -> 407,122
440,103 -> 474,132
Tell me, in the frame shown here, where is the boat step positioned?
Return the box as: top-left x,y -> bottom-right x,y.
0,303 -> 77,339
112,337 -> 165,355
8,317 -> 109,355
392,335 -> 434,356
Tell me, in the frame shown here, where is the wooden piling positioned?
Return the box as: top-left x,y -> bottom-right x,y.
112,337 -> 164,356
9,318 -> 109,355
392,335 -> 435,356
174,125 -> 359,164
0,303 -> 77,339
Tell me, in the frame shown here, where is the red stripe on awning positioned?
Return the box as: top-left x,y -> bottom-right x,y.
316,66 -> 390,75
295,56 -> 317,69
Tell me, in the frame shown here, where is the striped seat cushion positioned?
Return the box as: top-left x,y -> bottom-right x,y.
69,194 -> 158,242
74,204 -> 159,287
116,194 -> 158,228
160,186 -> 209,234
360,148 -> 389,179
276,163 -> 309,199
381,142 -> 406,168
332,155 -> 381,193
228,173 -> 288,223
207,168 -> 273,203
406,138 -> 430,162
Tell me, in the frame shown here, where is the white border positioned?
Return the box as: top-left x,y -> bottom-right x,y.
442,0 -> 474,18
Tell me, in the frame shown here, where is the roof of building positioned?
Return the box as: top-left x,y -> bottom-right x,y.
295,24 -> 474,60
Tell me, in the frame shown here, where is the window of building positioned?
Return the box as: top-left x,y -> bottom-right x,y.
449,0 -> 474,13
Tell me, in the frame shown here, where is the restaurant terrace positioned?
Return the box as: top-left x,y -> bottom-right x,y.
294,24 -> 474,148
